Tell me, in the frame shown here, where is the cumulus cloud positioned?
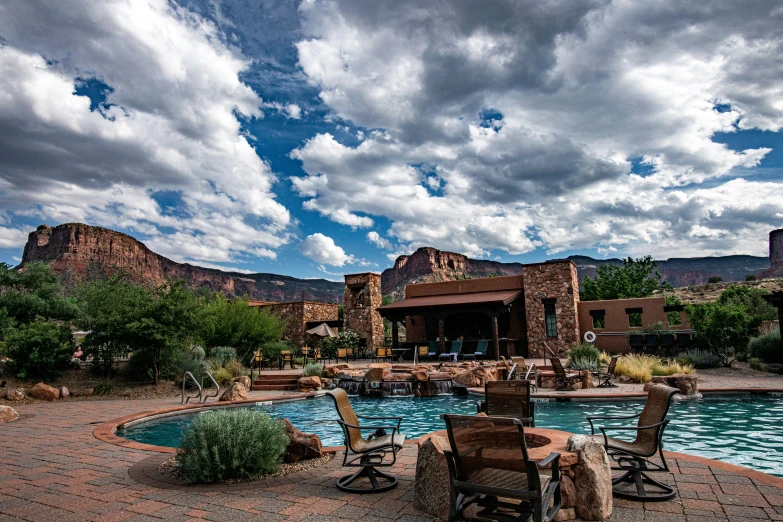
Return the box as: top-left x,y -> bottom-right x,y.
367,231 -> 392,250
0,0 -> 291,266
0,226 -> 28,249
292,0 -> 783,258
298,233 -> 356,266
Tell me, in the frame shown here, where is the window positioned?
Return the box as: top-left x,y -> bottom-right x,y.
590,309 -> 606,329
664,305 -> 683,326
543,299 -> 557,337
626,307 -> 643,328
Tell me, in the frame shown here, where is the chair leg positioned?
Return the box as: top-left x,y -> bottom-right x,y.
336,466 -> 398,494
612,457 -> 676,502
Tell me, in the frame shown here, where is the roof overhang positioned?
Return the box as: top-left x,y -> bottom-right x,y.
377,289 -> 522,319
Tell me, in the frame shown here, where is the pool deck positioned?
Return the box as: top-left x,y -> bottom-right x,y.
3,385 -> 783,522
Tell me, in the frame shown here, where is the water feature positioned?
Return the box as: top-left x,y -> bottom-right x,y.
116,394 -> 783,477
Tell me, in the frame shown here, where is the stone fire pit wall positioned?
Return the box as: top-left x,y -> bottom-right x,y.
414,430 -> 612,521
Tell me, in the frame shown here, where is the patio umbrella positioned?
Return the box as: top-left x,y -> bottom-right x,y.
306,323 -> 338,338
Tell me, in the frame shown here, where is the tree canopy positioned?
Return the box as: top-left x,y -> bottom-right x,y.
0,261 -> 78,327
580,256 -> 672,301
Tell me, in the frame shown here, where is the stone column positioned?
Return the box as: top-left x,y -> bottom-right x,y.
391,320 -> 399,349
491,315 -> 500,361
438,318 -> 445,354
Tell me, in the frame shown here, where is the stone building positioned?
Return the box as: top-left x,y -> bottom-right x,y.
249,300 -> 339,348
342,272 -> 385,350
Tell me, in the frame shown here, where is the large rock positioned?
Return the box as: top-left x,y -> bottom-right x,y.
367,363 -> 392,370
218,381 -> 248,402
414,434 -> 451,520
58,386 -> 70,399
410,369 -> 429,382
0,406 -> 19,423
644,373 -> 699,396
29,383 -> 59,401
383,372 -> 414,382
5,388 -> 26,401
580,370 -> 595,389
233,375 -> 251,389
72,388 -> 94,397
364,366 -> 388,383
324,363 -> 353,378
574,441 -> 612,521
298,376 -> 321,391
560,474 -> 577,509
282,418 -> 323,463
453,366 -> 497,388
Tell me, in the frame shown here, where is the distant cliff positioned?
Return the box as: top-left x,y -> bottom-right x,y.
21,224 -> 344,302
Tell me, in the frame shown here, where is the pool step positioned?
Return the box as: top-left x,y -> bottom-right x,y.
252,373 -> 301,391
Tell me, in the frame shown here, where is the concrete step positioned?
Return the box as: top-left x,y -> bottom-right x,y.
250,384 -> 299,391
252,379 -> 300,387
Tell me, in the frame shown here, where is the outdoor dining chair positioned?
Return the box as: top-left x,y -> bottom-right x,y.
279,350 -> 295,370
374,346 -> 393,364
629,334 -> 644,352
441,414 -> 561,522
476,380 -> 535,426
549,357 -> 580,391
644,334 -> 659,353
593,355 -> 619,388
587,384 -> 679,501
326,389 -> 406,493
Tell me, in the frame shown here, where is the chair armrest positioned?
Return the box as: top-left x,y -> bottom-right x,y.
356,414 -> 402,430
335,420 -> 400,433
537,452 -> 560,469
598,419 -> 669,433
587,412 -> 640,434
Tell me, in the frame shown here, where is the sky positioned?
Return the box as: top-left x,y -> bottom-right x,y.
0,0 -> 782,281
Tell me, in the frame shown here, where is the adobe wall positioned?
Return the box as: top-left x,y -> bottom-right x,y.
405,275 -> 525,298
344,273 -> 385,349
255,301 -> 338,348
523,261 -> 580,358
577,297 -> 691,354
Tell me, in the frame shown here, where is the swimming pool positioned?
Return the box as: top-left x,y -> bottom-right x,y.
116,394 -> 783,477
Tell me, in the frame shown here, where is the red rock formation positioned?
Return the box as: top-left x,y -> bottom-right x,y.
21,223 -> 343,302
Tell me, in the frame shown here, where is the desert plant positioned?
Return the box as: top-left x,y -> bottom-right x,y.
190,345 -> 206,360
675,349 -> 723,369
209,346 -> 237,367
749,357 -> 769,372
224,359 -> 246,378
569,356 -> 600,372
748,326 -> 783,364
568,343 -> 601,362
208,366 -> 233,386
5,318 -> 74,380
176,409 -> 289,483
651,360 -> 693,376
171,349 -> 206,385
615,354 -> 658,382
302,363 -> 323,377
93,379 -> 114,396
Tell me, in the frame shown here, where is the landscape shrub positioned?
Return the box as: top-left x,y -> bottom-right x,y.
224,359 -> 246,378
177,409 -> 289,483
639,321 -> 676,335
320,330 -> 361,359
208,366 -> 233,386
748,327 -> 783,364
171,349 -> 206,385
567,343 -> 601,371
651,360 -> 693,376
209,346 -> 237,367
749,357 -> 768,372
5,319 -> 74,380
569,356 -> 599,371
93,379 -> 114,396
614,354 -> 692,382
302,363 -> 323,377
676,349 -> 723,369
190,345 -> 206,360
261,340 -> 294,360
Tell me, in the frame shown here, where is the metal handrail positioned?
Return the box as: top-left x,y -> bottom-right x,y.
525,363 -> 537,382
507,363 -> 518,380
201,371 -> 220,403
181,372 -> 202,404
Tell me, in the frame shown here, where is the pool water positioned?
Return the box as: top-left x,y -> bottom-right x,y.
116,394 -> 783,477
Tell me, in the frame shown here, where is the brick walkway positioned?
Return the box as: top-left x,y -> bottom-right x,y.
2,397 -> 783,521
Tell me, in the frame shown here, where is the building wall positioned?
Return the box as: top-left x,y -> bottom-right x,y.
344,273 -> 385,349
523,261 -> 580,358
405,274 -> 525,298
577,297 -> 691,353
252,301 -> 338,348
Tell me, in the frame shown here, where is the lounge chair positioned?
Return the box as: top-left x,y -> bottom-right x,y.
439,340 -> 463,362
427,341 -> 439,361
326,389 -> 405,493
549,357 -> 580,391
476,380 -> 535,426
463,339 -> 488,361
587,384 -> 679,501
593,355 -> 619,388
441,414 -> 561,522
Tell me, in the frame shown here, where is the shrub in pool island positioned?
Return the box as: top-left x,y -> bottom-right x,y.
567,343 -> 601,370
615,354 -> 693,383
302,363 -> 323,377
177,409 -> 289,483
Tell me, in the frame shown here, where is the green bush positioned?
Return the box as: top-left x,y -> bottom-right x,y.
302,363 -> 323,377
749,328 -> 783,364
569,356 -> 599,371
749,357 -> 768,372
5,319 -> 74,380
261,340 -> 293,360
209,346 -> 237,367
171,349 -> 206,385
191,345 -> 206,360
639,321 -> 675,335
177,409 -> 289,483
568,343 -> 601,362
93,379 -> 114,396
675,349 -> 723,369
320,330 -> 360,359
224,359 -> 246,378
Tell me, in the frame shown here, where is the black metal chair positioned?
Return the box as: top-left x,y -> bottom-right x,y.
593,355 -> 619,388
658,334 -> 675,357
644,334 -> 659,354
587,384 -> 679,502
326,389 -> 406,493
441,414 -> 561,522
674,333 -> 692,351
476,380 -> 535,426
549,357 -> 580,391
629,334 -> 644,353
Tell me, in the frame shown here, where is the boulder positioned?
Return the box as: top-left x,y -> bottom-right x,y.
410,369 -> 429,382
218,381 -> 248,402
298,376 -> 321,391
554,508 -> 576,521
58,386 -> 70,399
580,370 -> 595,389
566,434 -> 590,453
413,434 -> 451,520
5,388 -> 25,401
29,383 -> 59,401
644,373 -> 699,396
364,367 -> 388,383
72,388 -> 94,397
233,375 -> 251,389
282,418 -> 323,462
574,441 -> 612,521
324,363 -> 353,378
452,370 -> 481,388
367,363 -> 392,370
560,474 -> 577,509
0,406 -> 19,423
383,372 -> 414,382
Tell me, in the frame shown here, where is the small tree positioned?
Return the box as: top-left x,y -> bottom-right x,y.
717,285 -> 776,335
0,262 -> 78,327
707,275 -> 723,284
686,301 -> 750,365
6,318 -> 74,380
580,256 -> 672,301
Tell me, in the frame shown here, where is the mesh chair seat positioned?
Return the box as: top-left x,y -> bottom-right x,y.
462,468 -> 550,499
354,433 -> 406,453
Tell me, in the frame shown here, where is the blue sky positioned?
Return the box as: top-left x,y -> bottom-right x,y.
0,0 -> 782,280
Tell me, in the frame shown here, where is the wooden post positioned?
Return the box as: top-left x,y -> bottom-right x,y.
492,315 -> 500,361
438,318 -> 446,354
392,320 -> 399,350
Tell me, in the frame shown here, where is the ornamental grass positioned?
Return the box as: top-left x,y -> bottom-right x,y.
615,354 -> 693,383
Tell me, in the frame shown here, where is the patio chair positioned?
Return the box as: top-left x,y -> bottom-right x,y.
593,355 -> 619,388
418,345 -> 428,362
428,341 -> 439,361
658,334 -> 675,356
279,350 -> 295,370
549,357 -> 580,391
644,334 -> 659,354
441,414 -> 561,522
300,346 -> 313,365
674,333 -> 692,350
374,346 -> 393,364
587,384 -> 679,501
313,348 -> 329,365
439,340 -> 463,362
326,389 -> 406,493
476,380 -> 535,427
463,339 -> 488,361
629,334 -> 644,353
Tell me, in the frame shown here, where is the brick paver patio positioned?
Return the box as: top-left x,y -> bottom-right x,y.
2,382 -> 783,521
